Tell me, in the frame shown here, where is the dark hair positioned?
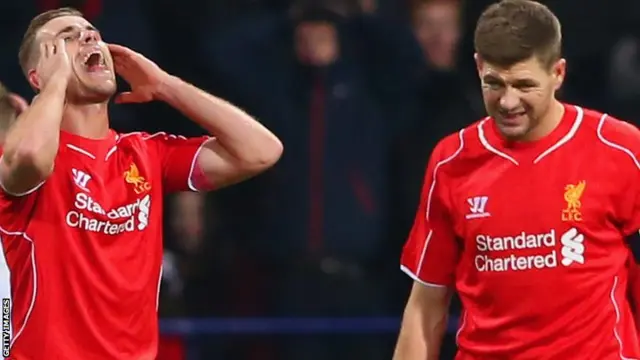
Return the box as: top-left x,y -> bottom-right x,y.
18,7 -> 83,76
474,0 -> 561,68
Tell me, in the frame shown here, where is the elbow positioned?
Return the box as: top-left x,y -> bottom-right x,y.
10,146 -> 54,179
246,136 -> 283,172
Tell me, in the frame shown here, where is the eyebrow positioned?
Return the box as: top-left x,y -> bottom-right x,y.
482,74 -> 503,83
55,25 -> 99,37
482,75 -> 538,86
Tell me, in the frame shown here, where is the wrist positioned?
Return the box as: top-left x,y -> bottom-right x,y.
154,74 -> 183,102
42,75 -> 69,94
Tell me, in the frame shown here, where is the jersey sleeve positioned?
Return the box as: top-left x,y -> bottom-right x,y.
600,117 -> 640,236
0,187 -> 39,234
146,133 -> 211,193
400,134 -> 460,287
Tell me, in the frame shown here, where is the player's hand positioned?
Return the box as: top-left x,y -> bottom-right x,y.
36,39 -> 72,89
108,43 -> 170,104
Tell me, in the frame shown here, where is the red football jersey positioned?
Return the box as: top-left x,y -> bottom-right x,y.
401,104 -> 640,359
0,130 -> 208,359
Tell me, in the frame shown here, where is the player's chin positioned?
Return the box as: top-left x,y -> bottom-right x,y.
76,83 -> 116,103
496,121 -> 529,140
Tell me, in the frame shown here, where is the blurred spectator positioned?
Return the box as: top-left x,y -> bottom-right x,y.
197,1 -> 402,358
391,0 -> 483,245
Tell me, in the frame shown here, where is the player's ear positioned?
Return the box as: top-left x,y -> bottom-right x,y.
474,53 -> 484,77
552,58 -> 566,90
27,69 -> 40,92
473,53 -> 482,72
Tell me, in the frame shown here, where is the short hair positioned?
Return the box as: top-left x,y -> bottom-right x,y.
474,0 -> 562,69
18,7 -> 83,76
0,83 -> 19,133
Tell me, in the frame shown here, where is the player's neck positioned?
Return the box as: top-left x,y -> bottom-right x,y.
61,102 -> 110,139
525,100 -> 564,142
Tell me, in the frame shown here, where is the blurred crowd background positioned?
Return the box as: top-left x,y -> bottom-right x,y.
2,0 -> 640,359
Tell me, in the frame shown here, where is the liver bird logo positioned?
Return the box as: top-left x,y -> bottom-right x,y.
562,181 -> 586,222
124,163 -> 151,194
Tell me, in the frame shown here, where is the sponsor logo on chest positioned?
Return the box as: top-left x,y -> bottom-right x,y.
65,164 -> 153,235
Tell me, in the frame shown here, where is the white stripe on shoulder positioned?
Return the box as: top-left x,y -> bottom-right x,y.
596,113 -> 640,170
425,129 -> 465,220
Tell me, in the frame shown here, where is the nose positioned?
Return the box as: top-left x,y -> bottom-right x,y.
80,30 -> 99,44
499,87 -> 520,110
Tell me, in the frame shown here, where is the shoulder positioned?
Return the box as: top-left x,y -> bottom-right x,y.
116,131 -> 209,147
578,107 -> 640,169
429,117 -> 487,167
116,131 -> 184,143
114,131 -> 182,153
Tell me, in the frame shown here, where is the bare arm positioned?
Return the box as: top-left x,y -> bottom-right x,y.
0,38 -> 70,195
0,77 -> 66,194
157,77 -> 283,188
393,282 -> 453,360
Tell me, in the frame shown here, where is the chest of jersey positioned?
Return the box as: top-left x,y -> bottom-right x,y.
52,143 -> 162,237
447,146 -> 624,275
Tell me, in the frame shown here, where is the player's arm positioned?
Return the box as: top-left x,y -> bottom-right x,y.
394,283 -> 452,360
393,134 -> 461,360
0,39 -> 69,195
0,65 -> 68,196
155,77 -> 282,189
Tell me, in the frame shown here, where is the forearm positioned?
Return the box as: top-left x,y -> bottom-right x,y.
393,309 -> 448,360
3,78 -> 66,178
156,76 -> 282,166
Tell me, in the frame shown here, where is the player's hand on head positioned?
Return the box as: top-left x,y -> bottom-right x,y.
36,38 -> 72,89
108,43 -> 170,104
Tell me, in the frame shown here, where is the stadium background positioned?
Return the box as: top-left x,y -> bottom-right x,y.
1,0 -> 639,359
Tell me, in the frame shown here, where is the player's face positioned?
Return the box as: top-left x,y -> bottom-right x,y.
476,55 -> 566,141
36,16 -> 116,103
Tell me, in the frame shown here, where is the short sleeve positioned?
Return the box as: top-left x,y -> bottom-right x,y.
146,133 -> 210,193
0,188 -> 39,234
601,117 -> 640,236
400,138 -> 460,288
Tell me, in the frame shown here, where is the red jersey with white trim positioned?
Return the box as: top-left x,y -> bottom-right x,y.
0,130 -> 208,359
401,104 -> 640,359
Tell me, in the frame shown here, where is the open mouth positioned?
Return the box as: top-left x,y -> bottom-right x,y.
502,111 -> 526,121
82,50 -> 108,73
505,111 -> 525,118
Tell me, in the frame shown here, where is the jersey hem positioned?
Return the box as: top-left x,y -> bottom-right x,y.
400,265 -> 449,288
187,138 -> 213,192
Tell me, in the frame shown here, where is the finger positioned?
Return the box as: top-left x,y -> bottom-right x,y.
107,43 -> 132,56
39,43 -> 47,59
114,92 -> 143,104
54,38 -> 66,56
42,42 -> 52,59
